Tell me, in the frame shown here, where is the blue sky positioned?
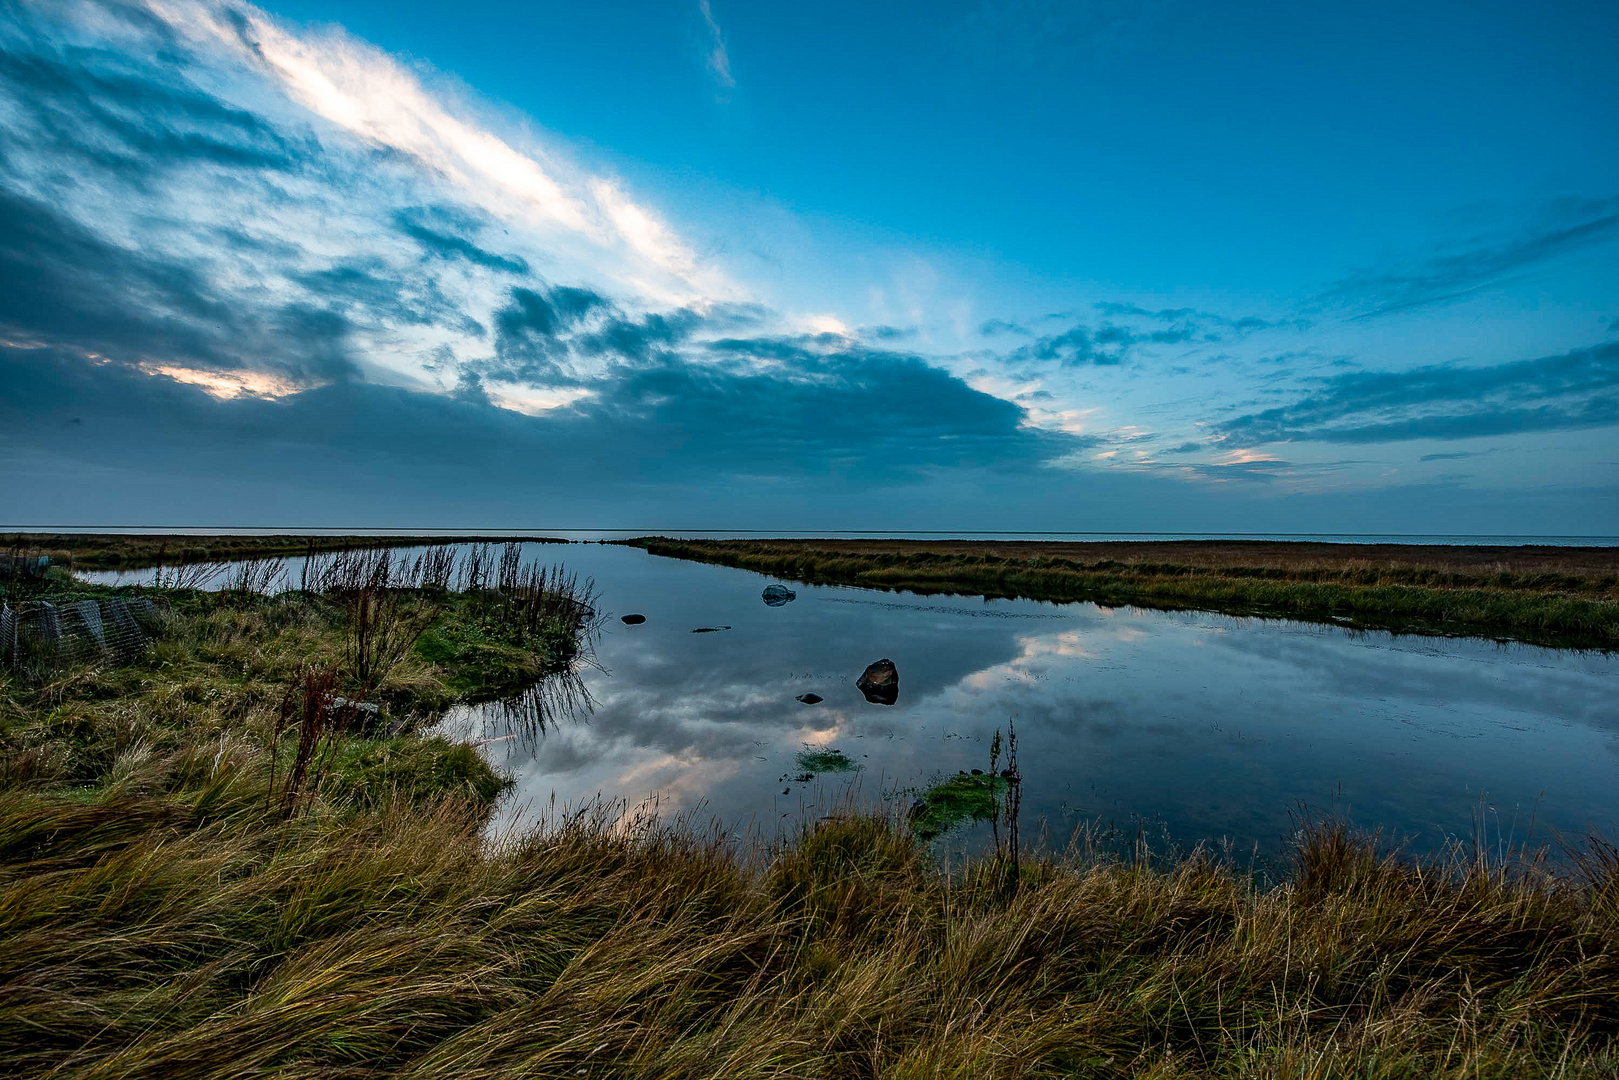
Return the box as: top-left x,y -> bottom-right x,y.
1,0 -> 1615,531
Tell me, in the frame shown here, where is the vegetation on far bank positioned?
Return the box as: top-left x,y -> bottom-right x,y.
5,538 -> 1619,1076
626,537 -> 1619,649
1,532 -> 564,571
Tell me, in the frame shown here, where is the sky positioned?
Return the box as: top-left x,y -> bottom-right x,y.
1,0 -> 1616,533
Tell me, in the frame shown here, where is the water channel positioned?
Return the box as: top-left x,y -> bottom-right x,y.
89,541 -> 1619,859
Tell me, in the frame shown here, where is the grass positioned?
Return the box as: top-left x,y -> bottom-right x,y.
625,537 -> 1619,650
3,782 -> 1619,1077
5,542 -> 1619,1076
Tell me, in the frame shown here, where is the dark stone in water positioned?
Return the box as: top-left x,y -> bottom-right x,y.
796,692 -> 823,704
856,658 -> 899,706
691,626 -> 732,633
762,584 -> 796,607
620,614 -> 646,625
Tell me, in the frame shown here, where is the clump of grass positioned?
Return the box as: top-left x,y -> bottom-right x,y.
793,747 -> 862,775
323,735 -> 511,810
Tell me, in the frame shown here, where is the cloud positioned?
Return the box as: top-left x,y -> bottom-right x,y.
0,0 -> 771,401
0,18 -> 299,175
1419,450 -> 1494,462
1006,303 -> 1291,369
394,207 -> 530,275
1320,197 -> 1619,316
0,183 -> 359,384
0,331 -> 1075,497
698,0 -> 735,91
1092,302 -> 1285,335
1218,342 -> 1619,445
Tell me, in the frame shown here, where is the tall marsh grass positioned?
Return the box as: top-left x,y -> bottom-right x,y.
2,781 -> 1617,1078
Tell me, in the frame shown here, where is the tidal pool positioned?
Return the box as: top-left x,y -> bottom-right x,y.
431,542 -> 1619,858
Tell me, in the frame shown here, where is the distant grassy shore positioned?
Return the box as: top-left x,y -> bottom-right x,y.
1,532 -> 561,570
5,544 -> 1619,1075
627,537 -> 1619,649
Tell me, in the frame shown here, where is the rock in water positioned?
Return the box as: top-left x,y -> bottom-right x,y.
621,613 -> 646,625
856,658 -> 899,706
795,692 -> 823,704
762,584 -> 797,607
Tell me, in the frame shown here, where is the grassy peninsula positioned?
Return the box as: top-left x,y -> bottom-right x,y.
627,537 -> 1619,649
5,540 -> 1619,1076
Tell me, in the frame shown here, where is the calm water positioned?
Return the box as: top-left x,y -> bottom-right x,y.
86,542 -> 1619,856
440,544 -> 1617,857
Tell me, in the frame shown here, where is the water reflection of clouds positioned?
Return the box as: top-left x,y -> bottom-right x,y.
168,542 -> 1610,853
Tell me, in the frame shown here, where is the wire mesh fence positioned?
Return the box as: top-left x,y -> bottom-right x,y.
1,596 -> 168,679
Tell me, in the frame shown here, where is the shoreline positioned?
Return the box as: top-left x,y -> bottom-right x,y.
623,536 -> 1619,650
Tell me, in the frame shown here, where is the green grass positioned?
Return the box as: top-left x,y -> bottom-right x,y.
323,735 -> 512,809
628,538 -> 1619,649
414,610 -> 573,701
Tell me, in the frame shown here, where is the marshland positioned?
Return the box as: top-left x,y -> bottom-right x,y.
3,534 -> 1619,1077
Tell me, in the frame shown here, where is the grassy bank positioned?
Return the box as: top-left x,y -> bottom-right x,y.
1,532 -> 565,571
4,783 -> 1619,1076
627,538 -> 1619,649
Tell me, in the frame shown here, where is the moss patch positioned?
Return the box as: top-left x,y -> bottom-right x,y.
908,772 -> 1008,841
794,748 -> 862,775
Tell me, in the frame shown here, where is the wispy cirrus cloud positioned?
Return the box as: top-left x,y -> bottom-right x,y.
698,0 -> 735,92
995,302 -> 1291,369
1217,342 -> 1619,445
1319,197 -> 1619,317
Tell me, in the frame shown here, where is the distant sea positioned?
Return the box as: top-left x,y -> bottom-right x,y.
19,527 -> 1619,547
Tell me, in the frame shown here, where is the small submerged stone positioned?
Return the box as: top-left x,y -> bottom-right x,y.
762,584 -> 796,607
691,625 -> 732,633
620,613 -> 646,625
795,692 -> 823,704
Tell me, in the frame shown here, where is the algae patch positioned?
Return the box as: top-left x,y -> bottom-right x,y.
793,747 -> 862,775
908,772 -> 1008,841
